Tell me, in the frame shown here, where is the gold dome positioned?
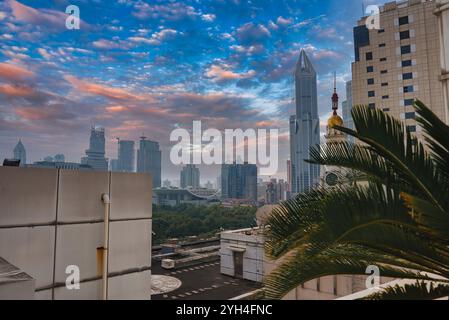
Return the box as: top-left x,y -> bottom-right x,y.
327,114 -> 344,128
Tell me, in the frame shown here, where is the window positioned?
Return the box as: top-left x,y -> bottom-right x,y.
404,85 -> 414,93
368,103 -> 376,109
380,57 -> 387,62
381,70 -> 388,74
378,29 -> 385,33
382,95 -> 389,99
402,60 -> 412,67
366,52 -> 373,61
382,108 -> 390,112
400,30 -> 410,40
407,125 -> 417,133
381,82 -> 389,87
403,72 -> 413,80
401,45 -> 411,55
404,98 -> 414,106
405,112 -> 416,119
379,43 -> 386,48
399,16 -> 409,26
368,91 -> 375,97
367,66 -> 374,73
367,78 -> 375,85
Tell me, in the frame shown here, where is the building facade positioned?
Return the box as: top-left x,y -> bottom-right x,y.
352,0 -> 445,136
436,0 -> 449,123
180,164 -> 200,189
289,49 -> 321,195
221,162 -> 257,202
137,137 -> 161,188
82,127 -> 108,171
13,139 -> 26,166
0,166 -> 152,300
118,140 -> 135,173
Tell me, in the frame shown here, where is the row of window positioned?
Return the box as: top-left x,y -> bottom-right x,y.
366,44 -> 412,61
366,60 -> 412,74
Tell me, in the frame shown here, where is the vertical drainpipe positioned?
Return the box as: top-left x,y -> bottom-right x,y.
101,193 -> 111,300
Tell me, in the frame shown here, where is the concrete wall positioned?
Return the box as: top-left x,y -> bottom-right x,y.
0,167 -> 152,300
220,229 -> 265,282
437,0 -> 449,123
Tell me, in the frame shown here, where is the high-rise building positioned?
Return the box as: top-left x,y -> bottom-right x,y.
137,136 -> 161,188
289,49 -> 321,195
82,127 -> 108,171
180,164 -> 200,189
162,179 -> 172,188
265,178 -> 290,204
221,162 -> 257,202
110,159 -> 119,172
436,0 -> 449,123
118,140 -> 135,172
13,140 -> 26,166
352,0 -> 446,136
342,80 -> 355,143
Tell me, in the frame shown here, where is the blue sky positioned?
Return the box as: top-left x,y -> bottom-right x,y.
0,0 -> 385,181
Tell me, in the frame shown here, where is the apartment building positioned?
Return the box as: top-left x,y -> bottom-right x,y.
352,0 -> 445,136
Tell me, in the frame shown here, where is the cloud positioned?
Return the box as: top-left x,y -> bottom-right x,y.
0,62 -> 35,80
132,2 -> 203,21
236,22 -> 271,45
7,0 -> 89,31
37,48 -> 52,60
129,29 -> 179,45
276,16 -> 293,27
64,75 -> 145,101
201,14 -> 216,22
92,39 -> 129,50
205,64 -> 256,83
0,84 -> 35,97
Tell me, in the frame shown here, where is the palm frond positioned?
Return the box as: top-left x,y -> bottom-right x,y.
364,281 -> 449,300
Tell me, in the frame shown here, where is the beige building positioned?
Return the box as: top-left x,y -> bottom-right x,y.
352,0 -> 446,135
0,167 -> 152,300
436,0 -> 449,123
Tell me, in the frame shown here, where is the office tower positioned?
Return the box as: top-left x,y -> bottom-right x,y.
118,140 -> 135,172
180,164 -> 200,189
137,136 -> 161,188
436,0 -> 449,123
289,49 -> 321,195
342,80 -> 355,143
221,162 -> 257,202
265,178 -> 290,204
110,159 -> 119,172
286,159 -> 292,192
54,154 -> 65,162
13,139 -> 26,166
352,0 -> 445,137
82,127 -> 108,171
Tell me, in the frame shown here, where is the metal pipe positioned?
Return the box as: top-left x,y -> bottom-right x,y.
101,193 -> 110,300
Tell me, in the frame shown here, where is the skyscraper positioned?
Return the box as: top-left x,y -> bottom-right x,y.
436,0 -> 449,123
137,136 -> 161,188
81,127 -> 108,171
180,164 -> 200,189
342,80 -> 354,143
221,162 -> 257,202
118,140 -> 135,172
289,49 -> 321,194
13,139 -> 26,166
352,0 -> 446,136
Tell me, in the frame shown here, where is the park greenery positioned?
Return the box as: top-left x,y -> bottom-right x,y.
153,204 -> 257,244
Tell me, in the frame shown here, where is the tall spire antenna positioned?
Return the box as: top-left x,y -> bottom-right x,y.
331,72 -> 339,115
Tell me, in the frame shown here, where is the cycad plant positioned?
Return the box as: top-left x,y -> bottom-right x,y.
264,100 -> 449,300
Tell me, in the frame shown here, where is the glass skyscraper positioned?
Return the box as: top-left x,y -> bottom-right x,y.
137,136 -> 161,188
289,49 -> 321,194
221,162 -> 257,202
81,127 -> 108,171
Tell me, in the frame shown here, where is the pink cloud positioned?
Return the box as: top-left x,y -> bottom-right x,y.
0,62 -> 34,80
206,64 -> 256,82
0,84 -> 34,97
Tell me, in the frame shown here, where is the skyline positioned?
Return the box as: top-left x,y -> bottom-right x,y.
0,0 -> 387,181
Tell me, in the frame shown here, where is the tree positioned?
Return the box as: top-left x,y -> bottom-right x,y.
264,101 -> 449,300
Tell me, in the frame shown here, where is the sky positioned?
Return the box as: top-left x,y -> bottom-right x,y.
0,0 -> 385,183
